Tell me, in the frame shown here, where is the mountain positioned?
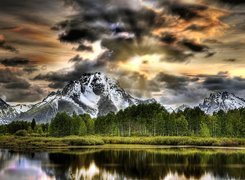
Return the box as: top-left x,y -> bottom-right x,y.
0,99 -> 17,124
176,104 -> 191,112
164,106 -> 175,113
199,91 -> 245,114
1,72 -> 155,124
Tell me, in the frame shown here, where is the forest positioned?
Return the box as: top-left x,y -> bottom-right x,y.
0,103 -> 244,138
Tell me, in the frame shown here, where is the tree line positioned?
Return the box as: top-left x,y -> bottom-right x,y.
0,119 -> 49,136
0,103 -> 244,137
95,103 -> 245,137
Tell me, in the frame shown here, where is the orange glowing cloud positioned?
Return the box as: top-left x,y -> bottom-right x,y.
152,4 -> 228,44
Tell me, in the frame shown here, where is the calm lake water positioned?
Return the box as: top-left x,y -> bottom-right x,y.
0,147 -> 244,180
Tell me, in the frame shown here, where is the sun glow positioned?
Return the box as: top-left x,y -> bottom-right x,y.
118,54 -> 164,77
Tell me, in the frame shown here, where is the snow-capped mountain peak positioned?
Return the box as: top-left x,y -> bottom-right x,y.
199,91 -> 245,114
0,72 -> 155,123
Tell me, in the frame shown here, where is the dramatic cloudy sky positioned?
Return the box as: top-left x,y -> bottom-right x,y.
0,0 -> 244,107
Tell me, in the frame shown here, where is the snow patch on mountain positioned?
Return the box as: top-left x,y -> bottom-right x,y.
12,104 -> 33,114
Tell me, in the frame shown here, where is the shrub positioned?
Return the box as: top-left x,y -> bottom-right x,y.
15,129 -> 28,136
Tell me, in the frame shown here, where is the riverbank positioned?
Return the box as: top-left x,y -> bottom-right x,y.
0,135 -> 245,151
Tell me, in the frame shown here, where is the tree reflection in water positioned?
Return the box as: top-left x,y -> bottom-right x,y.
0,148 -> 244,180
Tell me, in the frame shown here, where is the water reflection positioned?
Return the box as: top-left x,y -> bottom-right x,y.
0,148 -> 244,180
0,150 -> 53,180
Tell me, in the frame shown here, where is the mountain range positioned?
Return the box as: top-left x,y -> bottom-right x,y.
0,72 -> 245,124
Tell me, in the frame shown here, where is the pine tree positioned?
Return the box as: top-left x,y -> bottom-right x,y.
31,119 -> 36,130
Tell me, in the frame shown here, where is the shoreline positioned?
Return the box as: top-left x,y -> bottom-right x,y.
0,135 -> 245,152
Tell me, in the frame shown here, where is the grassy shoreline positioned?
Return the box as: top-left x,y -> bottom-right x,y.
0,135 -> 244,151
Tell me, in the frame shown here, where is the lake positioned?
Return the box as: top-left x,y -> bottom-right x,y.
0,147 -> 244,180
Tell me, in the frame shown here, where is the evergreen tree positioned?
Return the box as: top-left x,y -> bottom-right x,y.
31,118 -> 36,130
49,112 -> 72,137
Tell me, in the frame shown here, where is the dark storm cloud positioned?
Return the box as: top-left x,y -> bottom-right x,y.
185,71 -> 245,93
167,3 -> 208,20
54,4 -> 159,42
0,57 -> 40,75
181,40 -> 208,52
59,29 -> 99,43
0,57 -> 29,67
0,68 -> 29,88
0,39 -> 18,53
215,0 -> 245,5
1,86 -> 46,102
0,0 -> 241,105
0,69 -> 24,83
0,0 -> 63,26
154,73 -> 192,90
155,71 -> 245,106
116,71 -> 203,102
0,68 -> 31,90
0,68 -> 46,102
159,87 -> 208,107
203,76 -> 245,91
34,52 -> 109,89
4,80 -> 31,89
54,0 -> 225,64
160,33 -> 177,44
143,72 -> 207,106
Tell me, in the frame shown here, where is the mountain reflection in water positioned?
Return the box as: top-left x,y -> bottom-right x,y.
0,148 -> 244,180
